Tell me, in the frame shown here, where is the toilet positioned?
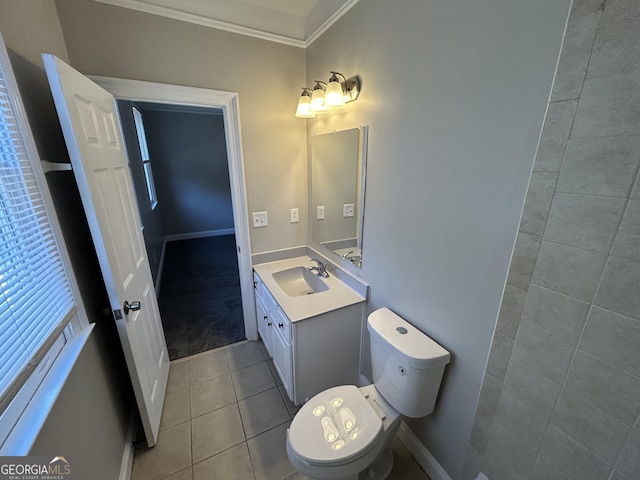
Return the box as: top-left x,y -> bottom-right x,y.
286,307 -> 450,480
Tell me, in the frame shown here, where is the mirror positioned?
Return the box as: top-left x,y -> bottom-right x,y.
310,126 -> 368,267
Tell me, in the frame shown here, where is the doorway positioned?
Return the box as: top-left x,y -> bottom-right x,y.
91,76 -> 258,354
119,101 -> 245,358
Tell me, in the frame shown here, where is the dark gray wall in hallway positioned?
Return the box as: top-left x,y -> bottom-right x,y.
143,108 -> 233,236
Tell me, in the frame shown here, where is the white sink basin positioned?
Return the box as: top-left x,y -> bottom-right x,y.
272,266 -> 329,297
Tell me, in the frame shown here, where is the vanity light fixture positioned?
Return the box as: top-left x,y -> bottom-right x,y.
295,71 -> 361,118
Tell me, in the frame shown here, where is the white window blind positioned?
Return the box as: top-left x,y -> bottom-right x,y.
0,56 -> 75,414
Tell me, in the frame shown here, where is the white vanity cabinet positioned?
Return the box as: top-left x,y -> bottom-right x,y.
253,269 -> 365,405
254,272 -> 294,397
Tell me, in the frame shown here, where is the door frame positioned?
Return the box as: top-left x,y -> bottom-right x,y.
91,76 -> 257,342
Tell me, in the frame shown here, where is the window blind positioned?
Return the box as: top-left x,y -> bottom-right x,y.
0,61 -> 75,414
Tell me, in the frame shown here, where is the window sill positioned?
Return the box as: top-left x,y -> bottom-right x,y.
0,324 -> 95,455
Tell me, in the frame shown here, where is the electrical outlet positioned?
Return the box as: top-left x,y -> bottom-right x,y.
316,205 -> 325,220
343,203 -> 355,217
252,211 -> 268,227
290,208 -> 299,223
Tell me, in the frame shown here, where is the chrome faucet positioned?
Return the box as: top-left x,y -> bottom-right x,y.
342,251 -> 354,259
308,258 -> 329,278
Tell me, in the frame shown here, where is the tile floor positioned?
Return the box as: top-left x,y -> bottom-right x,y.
131,341 -> 430,480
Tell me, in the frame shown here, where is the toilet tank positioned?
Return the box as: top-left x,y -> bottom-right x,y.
367,308 -> 450,418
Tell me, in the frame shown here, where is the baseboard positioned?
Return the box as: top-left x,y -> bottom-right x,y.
119,409 -> 138,480
164,228 -> 235,242
397,421 -> 452,480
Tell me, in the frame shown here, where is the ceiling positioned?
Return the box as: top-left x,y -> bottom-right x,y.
94,0 -> 359,47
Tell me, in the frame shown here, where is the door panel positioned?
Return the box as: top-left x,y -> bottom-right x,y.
44,54 -> 169,447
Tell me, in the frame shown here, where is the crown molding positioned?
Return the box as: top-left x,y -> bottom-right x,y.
94,0 -> 306,47
304,0 -> 359,47
94,0 -> 359,49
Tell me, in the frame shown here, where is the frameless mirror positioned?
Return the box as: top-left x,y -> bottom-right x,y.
310,126 -> 368,267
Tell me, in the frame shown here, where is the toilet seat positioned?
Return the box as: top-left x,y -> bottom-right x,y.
288,385 -> 383,467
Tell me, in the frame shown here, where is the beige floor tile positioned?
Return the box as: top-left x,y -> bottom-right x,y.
167,362 -> 190,392
226,341 -> 266,371
285,473 -> 312,480
238,387 -> 291,438
267,358 -> 283,386
190,373 -> 237,418
258,341 -> 271,358
277,384 -> 299,418
132,421 -> 191,480
135,346 -> 431,480
160,386 -> 190,430
231,361 -> 276,400
388,436 -> 430,479
192,403 -> 246,463
189,349 -> 229,383
193,443 -> 255,480
247,421 -> 296,480
162,467 -> 193,480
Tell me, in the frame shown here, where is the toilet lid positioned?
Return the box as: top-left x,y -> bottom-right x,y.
288,385 -> 383,466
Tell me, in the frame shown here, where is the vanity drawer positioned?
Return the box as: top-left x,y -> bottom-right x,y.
273,307 -> 291,343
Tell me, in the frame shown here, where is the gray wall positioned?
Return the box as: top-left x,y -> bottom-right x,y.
306,0 -> 571,477
55,0 -> 308,254
465,0 -> 640,479
0,2 -> 133,479
143,108 -> 233,236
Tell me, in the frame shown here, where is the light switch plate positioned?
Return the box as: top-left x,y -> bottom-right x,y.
316,206 -> 325,220
343,203 -> 355,217
252,211 -> 268,227
290,208 -> 299,223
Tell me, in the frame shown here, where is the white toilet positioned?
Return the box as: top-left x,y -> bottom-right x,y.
286,307 -> 450,480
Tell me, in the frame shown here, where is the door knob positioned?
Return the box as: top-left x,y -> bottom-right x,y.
123,300 -> 141,314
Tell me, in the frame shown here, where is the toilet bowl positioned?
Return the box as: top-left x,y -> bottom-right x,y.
287,384 -> 400,480
286,308 -> 450,480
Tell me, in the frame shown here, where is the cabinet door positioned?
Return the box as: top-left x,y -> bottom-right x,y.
255,294 -> 272,357
272,311 -> 293,401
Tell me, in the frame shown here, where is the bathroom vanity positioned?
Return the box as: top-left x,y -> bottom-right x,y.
253,255 -> 367,405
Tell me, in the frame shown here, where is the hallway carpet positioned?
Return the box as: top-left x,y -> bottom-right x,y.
158,235 -> 246,360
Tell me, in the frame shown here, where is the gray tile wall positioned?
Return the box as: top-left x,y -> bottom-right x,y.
462,0 -> 640,479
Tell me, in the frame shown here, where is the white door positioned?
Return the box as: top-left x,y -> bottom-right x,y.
43,54 -> 169,447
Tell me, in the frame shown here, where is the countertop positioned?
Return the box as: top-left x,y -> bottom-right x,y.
253,255 -> 366,322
